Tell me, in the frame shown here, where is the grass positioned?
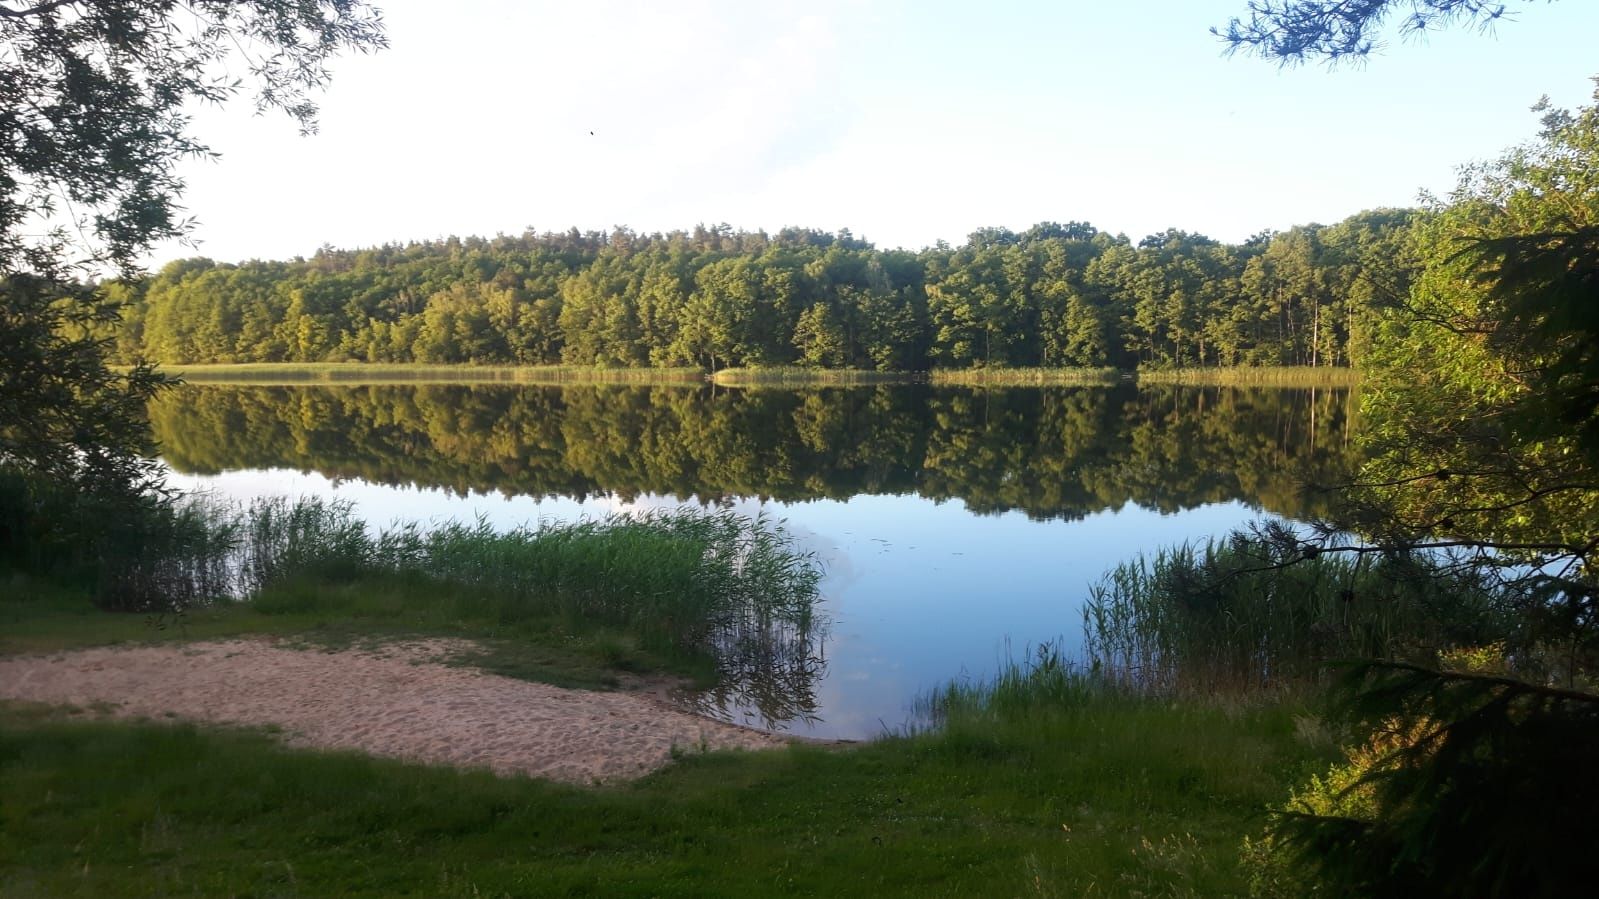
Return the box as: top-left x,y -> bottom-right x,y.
1082,532 -> 1514,693
233,499 -> 822,658
0,574 -> 679,690
3,495 -> 824,698
0,650 -> 1335,897
134,362 -> 1365,389
1134,366 -> 1362,387
146,363 -> 706,385
928,367 -> 1124,387
709,366 -> 915,387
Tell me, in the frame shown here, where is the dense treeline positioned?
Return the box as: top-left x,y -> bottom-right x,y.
151,383 -> 1360,521
110,212 -> 1416,370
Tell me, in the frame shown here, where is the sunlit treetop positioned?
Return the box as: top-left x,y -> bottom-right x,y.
0,1 -> 388,278
1214,0 -> 1545,65
0,1 -> 387,496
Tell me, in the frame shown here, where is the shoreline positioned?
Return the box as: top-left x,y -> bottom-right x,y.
141,362 -> 1363,388
0,637 -> 793,783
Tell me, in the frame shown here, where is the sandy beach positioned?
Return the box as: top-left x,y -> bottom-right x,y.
0,639 -> 786,783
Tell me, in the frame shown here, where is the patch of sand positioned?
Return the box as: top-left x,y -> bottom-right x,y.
0,639 -> 786,783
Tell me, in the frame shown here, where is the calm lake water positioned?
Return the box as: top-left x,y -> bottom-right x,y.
153,383 -> 1359,740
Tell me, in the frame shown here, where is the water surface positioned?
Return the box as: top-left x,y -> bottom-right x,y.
155,383 -> 1359,739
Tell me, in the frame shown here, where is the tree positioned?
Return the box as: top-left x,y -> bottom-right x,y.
1248,83 -> 1599,898
792,303 -> 846,368
1215,1 -> 1546,65
1,1 -> 386,494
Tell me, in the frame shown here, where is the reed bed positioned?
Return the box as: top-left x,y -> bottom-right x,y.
1081,534 -> 1511,694
709,366 -> 914,387
224,497 -> 824,656
1134,366 -> 1361,387
917,641 -> 1100,727
927,367 -> 1123,387
5,478 -> 824,661
152,363 -> 705,385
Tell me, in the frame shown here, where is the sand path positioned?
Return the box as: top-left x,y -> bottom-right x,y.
0,639 -> 786,783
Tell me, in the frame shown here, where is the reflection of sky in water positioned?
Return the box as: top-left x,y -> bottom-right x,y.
166,466 -> 1264,740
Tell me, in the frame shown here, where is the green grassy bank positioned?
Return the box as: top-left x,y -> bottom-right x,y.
928,367 -> 1124,387
136,362 -> 1360,389
149,363 -> 707,385
2,574 -> 708,691
1135,366 -> 1361,387
709,366 -> 916,387
0,502 -> 1342,896
4,520 -> 1536,895
1,492 -> 822,692
0,668 -> 1330,897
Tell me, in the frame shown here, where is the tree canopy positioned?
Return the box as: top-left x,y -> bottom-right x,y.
1250,79 -> 1599,898
104,211 -> 1416,374
0,1 -> 386,493
1,0 -> 387,278
1216,0 -> 1546,64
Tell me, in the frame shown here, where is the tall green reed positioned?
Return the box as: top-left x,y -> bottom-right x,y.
927,366 -> 1122,387
1082,533 -> 1512,693
4,467 -> 824,669
0,469 -> 236,612
364,507 -> 823,655
1134,366 -> 1361,387
709,366 -> 912,386
78,492 -> 823,661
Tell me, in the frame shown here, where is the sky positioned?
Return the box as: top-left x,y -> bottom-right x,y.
154,0 -> 1599,265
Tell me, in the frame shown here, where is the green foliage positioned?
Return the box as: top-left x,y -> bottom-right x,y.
0,468 -> 235,612
0,575 -> 694,692
1249,663 -> 1599,897
0,278 -> 170,496
1243,84 -> 1599,899
2,480 -> 822,675
1215,1 -> 1543,66
1342,82 -> 1599,667
104,213 -> 1415,377
1,1 -> 386,277
231,498 -> 823,659
1,1 -> 385,516
709,366 -> 910,386
1136,366 -> 1362,387
927,367 -> 1121,386
1240,714 -> 1417,896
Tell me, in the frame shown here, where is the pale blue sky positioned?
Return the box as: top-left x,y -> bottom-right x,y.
158,0 -> 1599,264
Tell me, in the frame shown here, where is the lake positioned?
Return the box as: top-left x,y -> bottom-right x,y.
152,382 -> 1359,740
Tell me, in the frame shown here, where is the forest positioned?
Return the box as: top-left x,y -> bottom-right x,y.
107,210 -> 1415,371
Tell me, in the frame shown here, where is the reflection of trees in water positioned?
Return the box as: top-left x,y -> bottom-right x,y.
691,616 -> 830,731
150,383 -> 1362,521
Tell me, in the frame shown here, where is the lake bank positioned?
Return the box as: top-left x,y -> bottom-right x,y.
149,361 -> 1360,388
0,638 -> 786,783
1,557 -> 1333,893
0,658 -> 1329,896
143,380 -> 1362,735
146,362 -> 708,385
